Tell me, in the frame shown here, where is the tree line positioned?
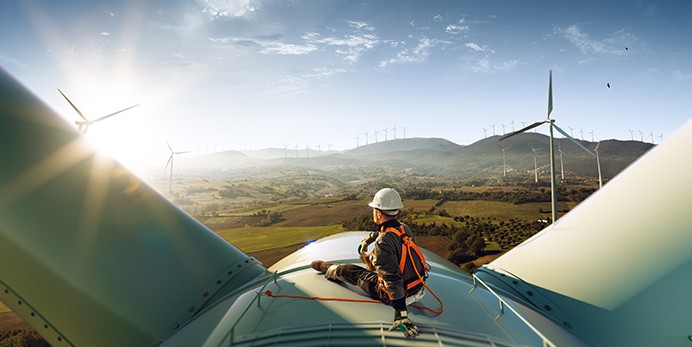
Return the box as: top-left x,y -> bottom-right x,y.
342,207 -> 547,268
405,187 -> 596,204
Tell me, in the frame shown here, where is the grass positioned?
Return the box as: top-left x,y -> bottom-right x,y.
216,225 -> 345,253
437,200 -> 573,221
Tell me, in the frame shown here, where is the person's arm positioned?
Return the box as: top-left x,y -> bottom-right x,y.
357,231 -> 378,254
373,235 -> 419,337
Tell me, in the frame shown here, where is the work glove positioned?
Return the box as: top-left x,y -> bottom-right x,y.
359,252 -> 375,271
357,238 -> 372,254
388,310 -> 419,338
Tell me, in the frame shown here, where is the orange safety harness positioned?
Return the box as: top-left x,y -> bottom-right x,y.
264,228 -> 444,315
377,226 -> 429,294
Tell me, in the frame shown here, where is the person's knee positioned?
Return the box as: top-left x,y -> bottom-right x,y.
325,264 -> 341,281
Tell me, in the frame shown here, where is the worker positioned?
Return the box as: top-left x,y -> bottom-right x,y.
311,188 -> 427,338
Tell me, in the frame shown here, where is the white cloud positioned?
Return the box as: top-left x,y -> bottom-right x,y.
100,32 -> 111,36
379,36 -> 449,67
465,42 -> 492,53
466,57 -> 521,73
261,67 -> 348,96
197,0 -> 259,18
445,19 -> 469,34
208,36 -> 317,55
555,25 -> 640,56
302,23 -> 379,63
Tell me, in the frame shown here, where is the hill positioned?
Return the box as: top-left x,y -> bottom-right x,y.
168,136 -> 654,181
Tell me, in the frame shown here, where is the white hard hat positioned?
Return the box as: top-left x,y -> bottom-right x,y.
368,188 -> 404,213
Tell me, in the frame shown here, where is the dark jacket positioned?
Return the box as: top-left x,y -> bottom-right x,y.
369,219 -> 426,302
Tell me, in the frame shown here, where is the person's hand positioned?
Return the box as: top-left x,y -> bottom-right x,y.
359,253 -> 375,271
357,239 -> 371,254
388,311 -> 419,338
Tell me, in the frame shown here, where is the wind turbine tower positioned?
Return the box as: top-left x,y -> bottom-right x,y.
500,70 -> 594,223
363,132 -> 369,145
392,126 -> 397,139
383,128 -> 388,141
373,129 -> 379,143
354,135 -> 359,147
639,130 -> 644,142
500,146 -> 510,177
531,146 -> 539,183
402,126 -> 407,139
558,143 -> 565,180
628,129 -> 634,141
595,142 -> 603,189
165,141 -> 188,194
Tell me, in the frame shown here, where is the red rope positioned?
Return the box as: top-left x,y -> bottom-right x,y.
264,290 -> 380,304
263,249 -> 444,315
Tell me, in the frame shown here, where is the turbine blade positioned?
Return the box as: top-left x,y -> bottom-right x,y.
499,121 -> 546,141
165,155 -> 173,169
92,104 -> 140,123
553,123 -> 595,157
58,88 -> 88,121
547,70 -> 553,118
165,141 -> 173,153
595,141 -> 601,151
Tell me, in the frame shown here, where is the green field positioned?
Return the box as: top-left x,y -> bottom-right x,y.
216,225 -> 345,253
438,200 -> 574,220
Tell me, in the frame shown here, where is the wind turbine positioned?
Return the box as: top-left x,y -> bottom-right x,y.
58,88 -> 139,133
589,130 -> 594,142
501,123 -> 506,135
382,128 -> 388,141
392,126 -> 397,139
483,127 -> 488,138
500,70 -> 595,223
491,124 -> 496,136
595,142 -> 603,189
499,145 -> 511,177
402,126 -> 407,139
363,132 -> 369,145
628,129 -> 634,141
649,132 -> 654,144
558,143 -> 566,180
165,141 -> 188,194
639,130 -> 644,142
373,129 -> 379,143
354,134 -> 359,147
530,146 -> 540,183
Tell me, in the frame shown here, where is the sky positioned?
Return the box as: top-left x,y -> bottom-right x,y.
1,0 -> 691,172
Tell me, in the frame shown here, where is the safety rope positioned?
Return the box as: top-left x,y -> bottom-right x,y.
263,247 -> 444,315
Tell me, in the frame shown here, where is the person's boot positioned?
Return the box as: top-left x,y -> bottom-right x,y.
311,260 -> 332,273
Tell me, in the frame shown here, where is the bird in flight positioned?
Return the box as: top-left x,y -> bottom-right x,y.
607,83 -> 611,88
